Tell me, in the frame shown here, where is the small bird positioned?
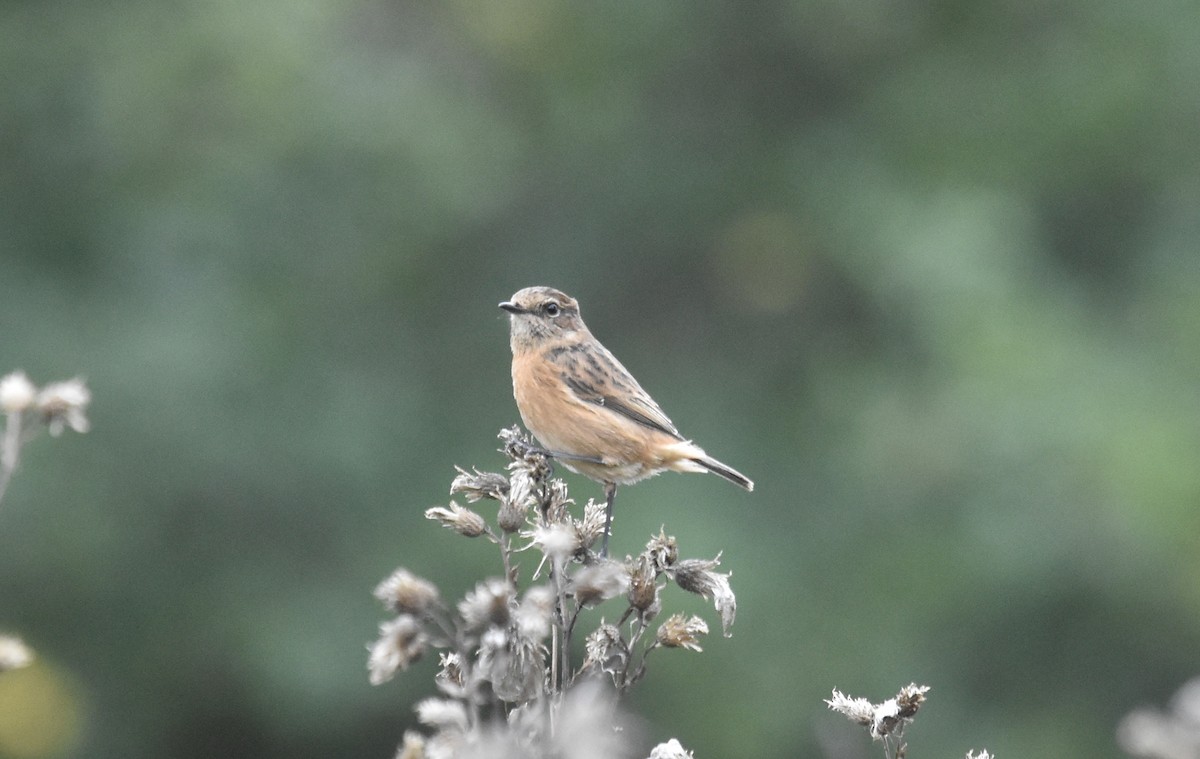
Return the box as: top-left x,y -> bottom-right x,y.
500,286 -> 752,555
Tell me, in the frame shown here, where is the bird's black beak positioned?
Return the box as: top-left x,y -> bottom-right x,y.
499,301 -> 524,314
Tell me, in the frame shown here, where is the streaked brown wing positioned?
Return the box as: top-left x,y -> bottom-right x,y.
549,342 -> 682,439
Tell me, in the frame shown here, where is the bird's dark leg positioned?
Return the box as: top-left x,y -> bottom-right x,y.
508,435 -> 604,467
540,448 -> 605,466
601,481 -> 617,558
524,445 -> 605,486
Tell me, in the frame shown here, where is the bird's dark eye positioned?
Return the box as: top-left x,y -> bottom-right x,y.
544,302 -> 561,317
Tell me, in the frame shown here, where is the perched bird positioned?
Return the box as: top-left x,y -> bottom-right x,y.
499,286 -> 752,555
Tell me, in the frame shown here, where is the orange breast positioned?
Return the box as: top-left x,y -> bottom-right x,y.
510,348 -> 681,484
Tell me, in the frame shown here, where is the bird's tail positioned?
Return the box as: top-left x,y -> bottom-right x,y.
693,455 -> 754,492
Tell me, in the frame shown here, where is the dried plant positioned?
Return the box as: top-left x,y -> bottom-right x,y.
0,371 -> 92,507
826,684 -> 929,759
0,370 -> 92,677
368,427 -> 732,758
1118,676 -> 1200,759
825,684 -> 996,759
0,635 -> 34,674
647,739 -> 694,759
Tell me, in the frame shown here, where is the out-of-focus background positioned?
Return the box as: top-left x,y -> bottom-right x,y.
1,1 -> 1198,757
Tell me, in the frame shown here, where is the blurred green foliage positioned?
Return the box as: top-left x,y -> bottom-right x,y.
2,0 -> 1198,757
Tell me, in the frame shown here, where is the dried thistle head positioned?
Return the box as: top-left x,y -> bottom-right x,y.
670,555 -> 736,637
525,523 -> 580,565
649,739 -> 695,759
425,502 -> 488,538
571,561 -> 630,607
547,681 -> 629,759
542,478 -> 572,522
626,553 -> 660,620
374,569 -> 440,616
645,529 -> 678,572
514,585 -> 555,643
573,499 -> 608,552
825,689 -> 876,727
415,697 -> 469,734
450,466 -> 509,503
583,623 -> 628,679
826,684 -> 930,742
424,732 -> 463,759
0,372 -> 36,414
497,500 -> 529,534
501,435 -> 549,532
368,616 -> 427,685
655,613 -> 708,652
498,469 -> 535,533
458,578 -> 515,630
1119,676 -> 1200,759
894,683 -> 928,721
499,426 -> 552,483
0,635 -> 33,672
395,730 -> 426,759
477,627 -> 543,703
434,652 -> 467,698
35,377 -> 91,435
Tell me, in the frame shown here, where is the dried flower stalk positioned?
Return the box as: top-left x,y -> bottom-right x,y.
367,427 -> 734,757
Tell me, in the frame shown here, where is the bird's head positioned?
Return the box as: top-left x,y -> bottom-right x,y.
500,286 -> 586,349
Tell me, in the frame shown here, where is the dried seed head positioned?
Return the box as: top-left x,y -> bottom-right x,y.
367,615 -> 426,685
498,468 -> 534,533
0,635 -> 33,672
543,479 -> 572,522
457,578 -> 515,630
514,585 -> 555,643
434,652 -> 466,698
825,689 -> 876,727
1119,676 -> 1200,759
626,554 -> 660,615
548,681 -> 628,758
35,377 -> 90,435
527,523 -> 580,563
574,499 -> 608,551
826,684 -> 930,741
571,561 -> 630,607
0,372 -> 36,414
670,554 -> 737,636
497,424 -> 527,451
415,698 -> 469,732
396,730 -> 426,759
477,627 -> 543,703
424,732 -> 463,759
497,500 -> 529,533
496,458 -> 535,530
645,529 -> 678,572
1173,678 -> 1200,725
500,427 -> 552,483
656,613 -> 708,652
424,502 -> 487,538
505,701 -> 541,737
649,739 -> 695,759
450,466 -> 509,502
895,683 -> 929,720
871,699 -> 905,740
583,623 -> 627,677
374,569 -> 440,616
671,557 -> 718,594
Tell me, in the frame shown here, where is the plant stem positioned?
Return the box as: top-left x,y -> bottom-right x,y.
0,412 -> 23,507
